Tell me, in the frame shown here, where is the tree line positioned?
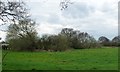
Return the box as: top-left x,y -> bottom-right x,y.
5,25 -> 120,51
6,27 -> 98,51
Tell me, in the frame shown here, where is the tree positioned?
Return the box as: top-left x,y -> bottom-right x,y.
38,34 -> 69,51
60,28 -> 74,47
0,0 -> 28,62
40,34 -> 51,51
48,34 -> 69,51
6,24 -> 19,40
60,28 -> 98,49
0,1 -> 27,25
98,36 -> 110,46
6,17 -> 38,51
72,32 -> 98,49
112,35 -> 120,46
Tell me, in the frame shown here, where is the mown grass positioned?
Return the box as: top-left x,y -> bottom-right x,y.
2,47 -> 118,70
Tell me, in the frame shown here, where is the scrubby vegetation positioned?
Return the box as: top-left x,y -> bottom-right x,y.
6,27 -> 120,52
6,27 -> 101,51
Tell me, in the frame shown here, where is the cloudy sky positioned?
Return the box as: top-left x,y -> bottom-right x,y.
0,0 -> 119,41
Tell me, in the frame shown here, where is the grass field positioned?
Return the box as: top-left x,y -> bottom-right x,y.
0,49 -> 2,71
2,47 -> 118,70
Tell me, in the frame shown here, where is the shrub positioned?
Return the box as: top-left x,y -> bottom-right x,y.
8,35 -> 38,51
39,35 -> 69,51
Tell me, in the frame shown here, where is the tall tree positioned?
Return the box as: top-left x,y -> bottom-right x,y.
0,0 -> 29,61
6,17 -> 38,51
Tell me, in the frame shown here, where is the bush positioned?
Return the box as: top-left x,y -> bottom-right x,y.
72,34 -> 100,49
39,35 -> 69,52
8,35 -> 38,51
51,35 -> 69,51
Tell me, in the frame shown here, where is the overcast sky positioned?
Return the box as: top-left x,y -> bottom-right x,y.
0,0 -> 119,41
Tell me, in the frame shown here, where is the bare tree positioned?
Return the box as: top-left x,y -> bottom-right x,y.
0,0 -> 28,26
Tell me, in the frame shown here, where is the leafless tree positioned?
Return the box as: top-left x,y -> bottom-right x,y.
0,0 -> 28,26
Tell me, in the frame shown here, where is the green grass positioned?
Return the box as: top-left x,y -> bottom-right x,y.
2,47 -> 118,70
0,49 -> 2,71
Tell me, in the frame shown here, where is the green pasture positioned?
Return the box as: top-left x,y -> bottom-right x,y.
2,47 -> 118,70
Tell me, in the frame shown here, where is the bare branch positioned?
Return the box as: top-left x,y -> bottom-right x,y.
60,0 -> 73,10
